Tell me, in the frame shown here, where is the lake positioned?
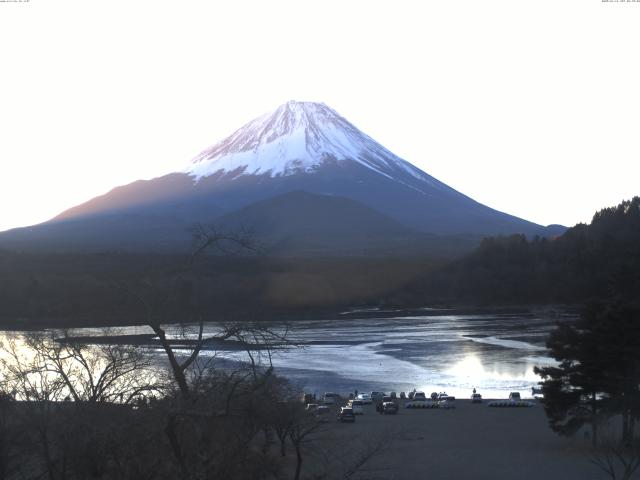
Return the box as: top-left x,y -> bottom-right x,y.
1,310 -> 567,400
198,310 -> 565,399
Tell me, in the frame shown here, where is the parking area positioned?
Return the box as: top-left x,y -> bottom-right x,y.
305,398 -> 599,480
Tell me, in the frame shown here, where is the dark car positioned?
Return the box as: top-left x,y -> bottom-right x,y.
338,407 -> 356,423
316,405 -> 331,422
509,392 -> 521,402
323,392 -> 339,405
370,391 -> 385,402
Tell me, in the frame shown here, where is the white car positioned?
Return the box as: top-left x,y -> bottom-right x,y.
437,392 -> 455,401
350,399 -> 365,415
356,393 -> 372,405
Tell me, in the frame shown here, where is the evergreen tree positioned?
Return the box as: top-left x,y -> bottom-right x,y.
535,302 -> 640,446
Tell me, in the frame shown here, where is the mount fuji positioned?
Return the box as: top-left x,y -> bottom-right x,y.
0,101 -> 563,255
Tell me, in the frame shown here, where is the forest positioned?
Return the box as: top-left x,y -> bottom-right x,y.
0,248 -> 442,329
1,197 -> 638,329
396,197 -> 640,308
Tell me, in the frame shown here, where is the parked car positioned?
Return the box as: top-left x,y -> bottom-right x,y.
509,392 -> 521,401
382,401 -> 399,414
370,391 -> 385,402
350,399 -> 365,415
316,405 -> 331,422
413,391 -> 427,401
356,393 -> 372,404
471,393 -> 483,403
437,392 -> 455,401
338,407 -> 356,423
438,398 -> 456,409
323,392 -> 339,405
399,391 -> 406,399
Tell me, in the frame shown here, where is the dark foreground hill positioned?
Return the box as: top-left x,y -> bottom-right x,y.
0,252 -> 442,328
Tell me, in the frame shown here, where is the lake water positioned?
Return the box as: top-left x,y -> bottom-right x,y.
2,311 -> 566,400
199,311 -> 564,400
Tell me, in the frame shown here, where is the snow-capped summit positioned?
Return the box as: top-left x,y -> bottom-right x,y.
186,100 -> 437,189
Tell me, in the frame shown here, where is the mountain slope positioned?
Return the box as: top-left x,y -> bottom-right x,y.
215,190 -> 426,255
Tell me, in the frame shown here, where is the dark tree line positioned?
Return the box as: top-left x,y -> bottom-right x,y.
397,197 -> 640,306
0,251 -> 439,329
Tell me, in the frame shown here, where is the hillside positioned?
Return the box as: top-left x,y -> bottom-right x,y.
394,197 -> 640,306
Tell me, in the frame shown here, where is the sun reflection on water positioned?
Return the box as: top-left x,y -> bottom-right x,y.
445,354 -> 540,383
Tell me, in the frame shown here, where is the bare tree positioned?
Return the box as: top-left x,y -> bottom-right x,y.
1,335 -> 72,478
271,400 -> 297,457
589,437 -> 640,480
116,225 -> 306,480
189,223 -> 257,260
287,404 -> 326,480
0,391 -> 22,480
0,332 -> 168,480
309,429 -> 390,480
122,223 -> 263,401
19,331 -> 164,404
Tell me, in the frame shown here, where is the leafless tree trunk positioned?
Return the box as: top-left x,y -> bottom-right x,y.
117,225 -> 301,479
0,392 -> 20,480
589,436 -> 640,480
288,406 -> 324,480
341,434 -> 387,480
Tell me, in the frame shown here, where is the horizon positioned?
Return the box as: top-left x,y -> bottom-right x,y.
1,1 -> 639,232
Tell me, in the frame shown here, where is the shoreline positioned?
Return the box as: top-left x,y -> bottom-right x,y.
0,303 -> 578,331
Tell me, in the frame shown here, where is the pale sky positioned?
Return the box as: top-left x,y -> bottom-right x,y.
1,0 -> 639,232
